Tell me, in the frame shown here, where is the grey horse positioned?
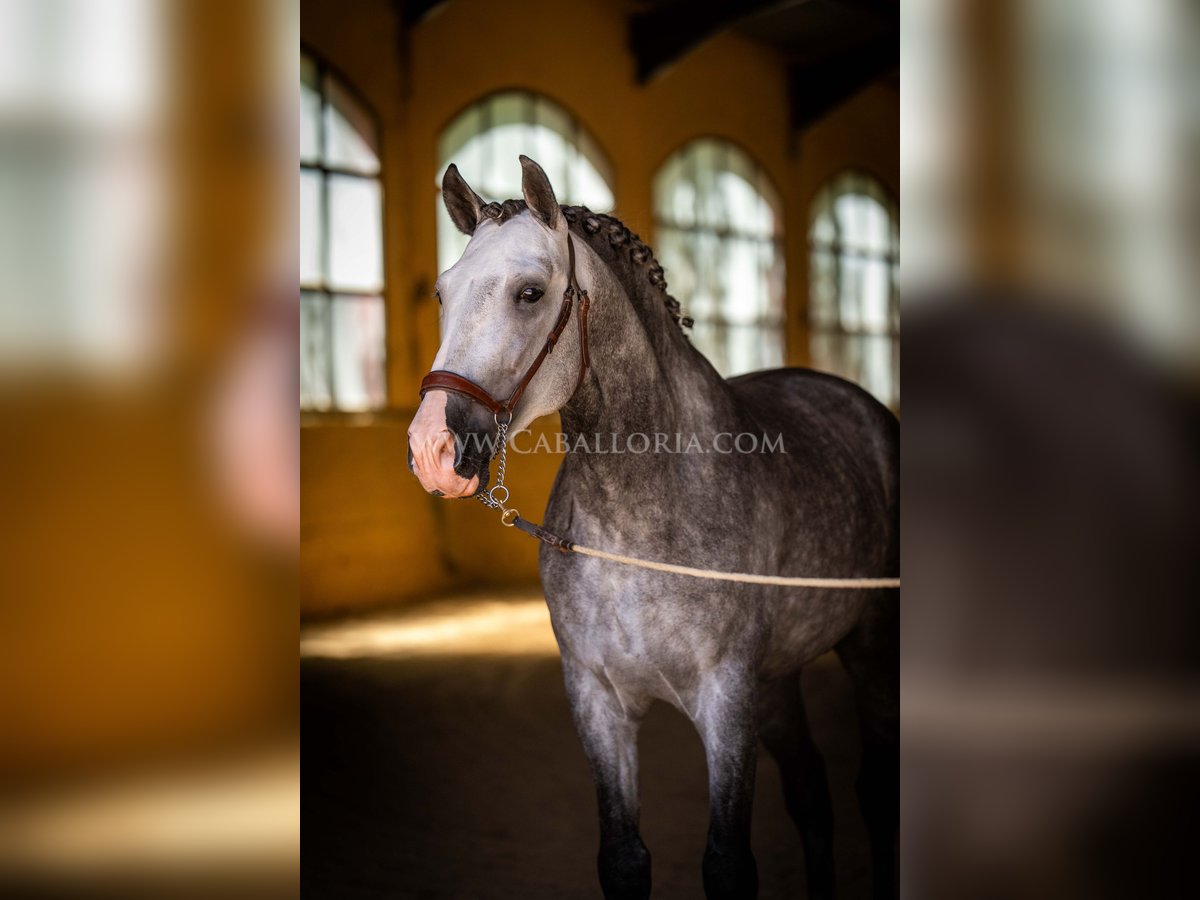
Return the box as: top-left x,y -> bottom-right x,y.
408,156 -> 898,900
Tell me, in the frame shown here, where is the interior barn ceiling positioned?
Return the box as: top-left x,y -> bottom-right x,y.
629,0 -> 898,132
400,0 -> 898,133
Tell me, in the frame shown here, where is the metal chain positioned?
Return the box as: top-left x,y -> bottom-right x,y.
478,418 -> 511,512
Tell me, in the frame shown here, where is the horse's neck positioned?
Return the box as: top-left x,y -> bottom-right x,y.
559,256 -> 736,439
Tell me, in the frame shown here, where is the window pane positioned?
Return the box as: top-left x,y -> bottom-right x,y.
441,133 -> 488,197
810,332 -> 861,392
331,295 -> 386,410
328,175 -> 383,291
531,98 -> 571,193
300,169 -> 323,287
484,122 -> 530,197
530,124 -> 569,196
301,54 -> 321,165
858,334 -> 897,406
836,193 -> 890,254
728,323 -> 784,374
438,105 -> 481,174
809,332 -> 898,408
764,239 -> 786,322
652,140 -> 785,377
436,92 -> 615,272
688,319 -> 727,374
890,259 -> 900,332
811,210 -> 836,246
300,291 -> 332,409
300,54 -> 387,412
693,142 -> 726,231
858,256 -> 891,332
655,158 -> 696,228
437,199 -> 471,276
323,75 -> 379,175
720,171 -> 773,239
723,237 -> 764,324
838,256 -> 866,331
572,130 -> 615,210
690,322 -> 783,377
484,94 -> 528,192
808,173 -> 898,334
691,230 -> 723,322
837,255 -> 892,333
656,227 -> 695,308
810,247 -> 838,328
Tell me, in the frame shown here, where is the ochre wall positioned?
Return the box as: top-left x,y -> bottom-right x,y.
300,0 -> 899,616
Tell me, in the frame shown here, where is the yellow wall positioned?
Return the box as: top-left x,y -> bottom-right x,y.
300,0 -> 899,616
2,1 -> 297,780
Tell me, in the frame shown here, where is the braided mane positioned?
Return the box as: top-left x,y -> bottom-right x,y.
476,199 -> 693,333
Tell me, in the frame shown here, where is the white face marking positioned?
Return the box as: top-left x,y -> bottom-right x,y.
408,389 -> 478,498
409,210 -> 590,499
431,212 -> 584,433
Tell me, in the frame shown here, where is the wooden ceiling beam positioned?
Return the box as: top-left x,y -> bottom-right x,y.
788,31 -> 897,132
629,0 -> 800,84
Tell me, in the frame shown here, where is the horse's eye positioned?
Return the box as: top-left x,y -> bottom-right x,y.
434,289 -> 442,306
518,286 -> 544,304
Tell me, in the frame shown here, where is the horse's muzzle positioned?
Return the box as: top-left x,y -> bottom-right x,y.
407,389 -> 484,499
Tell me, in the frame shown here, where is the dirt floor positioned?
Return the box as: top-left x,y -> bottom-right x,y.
301,592 -> 872,899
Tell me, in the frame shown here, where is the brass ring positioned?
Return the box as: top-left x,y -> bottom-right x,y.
501,508 -> 519,527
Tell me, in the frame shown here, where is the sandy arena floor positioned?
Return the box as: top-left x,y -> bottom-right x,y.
301,591 -> 872,898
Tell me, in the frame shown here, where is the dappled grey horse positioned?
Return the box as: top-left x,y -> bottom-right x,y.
408,156 -> 898,899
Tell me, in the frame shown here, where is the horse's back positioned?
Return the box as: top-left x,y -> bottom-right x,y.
729,365 -> 895,426
729,367 -> 897,487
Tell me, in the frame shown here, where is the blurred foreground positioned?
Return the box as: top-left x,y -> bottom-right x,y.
902,0 -> 1200,897
0,0 -> 298,895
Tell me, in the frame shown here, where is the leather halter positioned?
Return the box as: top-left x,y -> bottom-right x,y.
419,232 -> 591,423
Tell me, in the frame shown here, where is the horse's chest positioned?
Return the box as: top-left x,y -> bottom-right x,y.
548,596 -> 710,713
543,560 -> 744,676
549,592 -> 683,666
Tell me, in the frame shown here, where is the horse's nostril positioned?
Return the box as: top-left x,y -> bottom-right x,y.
408,431 -> 462,474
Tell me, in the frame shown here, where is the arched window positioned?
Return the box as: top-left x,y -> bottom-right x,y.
436,92 -> 614,272
300,50 -> 386,411
653,140 -> 785,377
808,172 -> 899,407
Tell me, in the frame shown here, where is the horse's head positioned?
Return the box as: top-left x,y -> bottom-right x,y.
408,156 -> 587,499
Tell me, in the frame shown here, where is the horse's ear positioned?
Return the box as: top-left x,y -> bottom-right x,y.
519,155 -> 563,231
442,164 -> 484,235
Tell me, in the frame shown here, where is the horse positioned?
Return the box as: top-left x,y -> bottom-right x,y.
408,155 -> 898,900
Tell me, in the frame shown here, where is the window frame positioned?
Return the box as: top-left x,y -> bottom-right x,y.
300,47 -> 388,412
434,89 -> 615,276
437,89 -> 615,202
807,170 -> 900,407
652,137 -> 787,377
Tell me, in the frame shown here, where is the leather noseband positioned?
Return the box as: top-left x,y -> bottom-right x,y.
419,232 -> 591,424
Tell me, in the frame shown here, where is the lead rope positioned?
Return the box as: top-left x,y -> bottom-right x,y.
476,421 -> 899,590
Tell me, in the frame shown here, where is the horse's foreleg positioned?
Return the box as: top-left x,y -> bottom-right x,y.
561,654 -> 651,900
696,667 -> 759,900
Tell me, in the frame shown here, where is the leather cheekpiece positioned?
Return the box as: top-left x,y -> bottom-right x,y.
419,232 -> 591,419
